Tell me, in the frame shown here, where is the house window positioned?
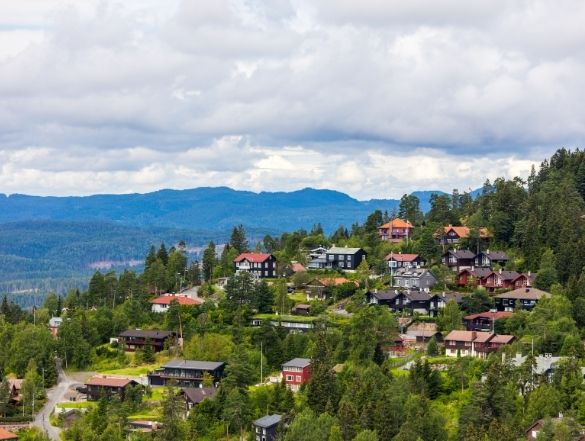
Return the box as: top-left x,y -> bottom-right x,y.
296,375 -> 302,382
286,375 -> 293,381
340,262 -> 345,268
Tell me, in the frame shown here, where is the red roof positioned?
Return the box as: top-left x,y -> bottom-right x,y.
384,253 -> 419,262
379,218 -> 413,229
291,262 -> 306,273
150,295 -> 202,306
86,376 -> 135,388
0,428 -> 18,440
234,253 -> 273,263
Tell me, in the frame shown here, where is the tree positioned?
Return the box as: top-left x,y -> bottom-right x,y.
427,336 -> 439,356
222,387 -> 251,437
156,243 -> 169,266
353,430 -> 379,441
142,338 -> 155,363
436,299 -> 463,332
254,280 -> 274,313
202,242 -> 216,282
535,248 -> 558,291
398,194 -> 422,225
0,377 -> 9,417
284,408 -> 338,441
22,359 -> 44,415
156,385 -> 186,441
394,395 -> 447,441
307,329 -> 338,413
229,225 -> 249,254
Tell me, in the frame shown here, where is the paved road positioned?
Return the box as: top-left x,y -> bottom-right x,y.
33,360 -> 76,441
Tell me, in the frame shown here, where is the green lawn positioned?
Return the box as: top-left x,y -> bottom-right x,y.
288,292 -> 307,303
99,364 -> 159,376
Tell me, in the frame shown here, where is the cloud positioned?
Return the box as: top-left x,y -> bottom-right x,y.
0,0 -> 582,198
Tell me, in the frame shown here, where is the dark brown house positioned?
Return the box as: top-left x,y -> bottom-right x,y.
118,329 -> 175,352
182,387 -> 218,411
85,376 -> 138,401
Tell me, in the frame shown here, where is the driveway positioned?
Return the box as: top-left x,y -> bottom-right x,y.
33,360 -> 78,441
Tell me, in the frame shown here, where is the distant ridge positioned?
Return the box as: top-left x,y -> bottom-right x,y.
0,186 -> 448,232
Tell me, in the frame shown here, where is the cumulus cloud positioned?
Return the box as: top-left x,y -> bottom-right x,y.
0,0 -> 581,198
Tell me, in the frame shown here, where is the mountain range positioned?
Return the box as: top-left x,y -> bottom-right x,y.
0,186 -> 447,296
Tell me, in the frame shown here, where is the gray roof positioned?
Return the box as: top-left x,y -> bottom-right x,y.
119,329 -> 174,339
370,290 -> 399,300
327,246 -> 364,255
460,268 -> 493,278
254,414 -> 282,428
446,249 -> 476,259
481,251 -> 508,260
163,360 -> 225,370
182,387 -> 218,404
394,268 -> 436,279
282,358 -> 311,368
510,354 -> 561,375
405,291 -> 431,301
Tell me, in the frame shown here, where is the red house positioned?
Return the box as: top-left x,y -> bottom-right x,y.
457,268 -> 493,287
282,358 -> 311,392
378,219 -> 414,242
512,272 -> 535,289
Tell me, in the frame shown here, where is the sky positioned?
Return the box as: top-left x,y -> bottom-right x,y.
0,0 -> 584,200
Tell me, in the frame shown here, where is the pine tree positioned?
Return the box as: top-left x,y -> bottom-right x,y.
202,242 -> 216,282
145,245 -> 157,270
229,225 -> 249,254
157,243 -> 169,266
307,329 -> 338,413
142,338 -> 155,363
0,378 -> 10,417
254,280 -> 274,313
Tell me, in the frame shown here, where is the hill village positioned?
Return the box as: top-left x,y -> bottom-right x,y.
4,147 -> 585,441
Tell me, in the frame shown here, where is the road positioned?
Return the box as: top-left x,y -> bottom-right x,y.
33,360 -> 76,441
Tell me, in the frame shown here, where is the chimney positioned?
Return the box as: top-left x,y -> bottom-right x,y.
528,271 -> 531,276
471,331 -> 477,340
499,268 -> 502,274
525,288 -> 530,293
486,249 -> 490,255
471,265 -> 474,271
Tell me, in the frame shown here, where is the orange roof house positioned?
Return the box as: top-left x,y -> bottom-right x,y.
378,218 -> 414,242
150,294 -> 202,313
435,225 -> 492,245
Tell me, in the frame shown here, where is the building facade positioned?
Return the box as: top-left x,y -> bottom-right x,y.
282,358 -> 311,392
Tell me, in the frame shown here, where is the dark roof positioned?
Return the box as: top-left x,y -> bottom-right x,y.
496,270 -> 521,281
119,329 -> 174,339
429,292 -> 465,303
405,291 -> 431,301
163,360 -> 225,370
459,268 -> 493,278
446,249 -> 476,259
481,251 -> 508,260
370,290 -> 399,301
254,414 -> 282,428
182,387 -> 218,404
282,358 -> 311,368
86,376 -> 136,388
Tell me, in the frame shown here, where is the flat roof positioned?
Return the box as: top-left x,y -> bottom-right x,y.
162,360 -> 225,370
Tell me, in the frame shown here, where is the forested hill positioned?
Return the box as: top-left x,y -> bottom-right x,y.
0,187 -> 445,232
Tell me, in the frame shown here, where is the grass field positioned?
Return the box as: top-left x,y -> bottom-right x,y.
56,402 -> 96,409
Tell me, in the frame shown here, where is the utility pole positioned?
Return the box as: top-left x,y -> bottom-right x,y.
260,342 -> 263,384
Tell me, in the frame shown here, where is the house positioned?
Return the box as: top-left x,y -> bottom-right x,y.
118,329 -> 175,353
85,376 -> 138,401
442,249 -> 476,271
436,225 -> 492,246
0,428 -> 18,441
385,253 -> 425,270
282,358 -> 311,392
428,292 -> 465,313
291,304 -> 311,316
510,354 -> 563,384
234,253 -> 277,278
306,247 -> 328,269
148,360 -> 225,388
252,414 -> 282,441
444,330 -> 515,358
457,268 -> 493,287
181,387 -> 218,411
474,250 -> 509,268
48,317 -> 63,337
405,322 -> 443,343
512,272 -> 535,289
495,287 -> 551,312
305,277 -> 355,301
464,311 -> 513,332
392,267 -> 437,291
366,289 -> 433,315
149,293 -> 203,313
378,218 -> 414,242
525,417 -> 585,441
284,262 -> 306,277
325,247 -> 367,271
